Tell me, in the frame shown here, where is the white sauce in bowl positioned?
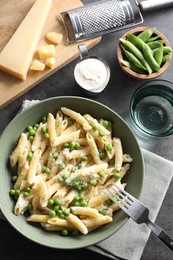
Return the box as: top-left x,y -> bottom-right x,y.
74,58 -> 110,93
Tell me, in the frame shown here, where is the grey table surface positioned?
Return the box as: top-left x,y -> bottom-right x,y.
0,1 -> 173,259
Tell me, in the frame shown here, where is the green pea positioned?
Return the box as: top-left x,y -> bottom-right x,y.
52,151 -> 60,158
99,131 -> 105,137
106,199 -> 114,206
25,187 -> 31,192
24,191 -> 29,197
72,230 -> 79,236
99,171 -> 105,177
54,205 -> 60,212
27,204 -> 33,211
68,118 -> 74,125
137,27 -> 156,42
41,115 -> 47,123
60,213 -> 66,219
106,144 -> 113,151
74,142 -> 80,149
81,181 -> 88,189
29,128 -> 35,136
61,229 -> 68,236
15,189 -> 20,197
63,143 -> 70,148
11,175 -> 18,182
73,196 -> 80,202
48,210 -> 56,217
80,200 -> 88,207
99,210 -> 106,215
81,155 -> 88,161
62,173 -> 69,180
63,208 -> 71,216
59,162 -> 66,170
43,133 -> 49,139
56,209 -> 63,215
34,124 -> 39,129
102,120 -> 109,127
74,201 -> 80,206
54,198 -> 61,206
92,125 -> 98,131
41,126 -> 47,133
109,159 -> 115,165
9,189 -> 15,196
77,163 -> 82,169
27,125 -> 33,131
143,45 -> 160,71
154,46 -> 163,66
42,166 -> 50,174
27,152 -> 33,159
70,141 -> 76,150
79,194 -> 85,200
113,172 -> 121,180
100,152 -> 106,159
29,136 -> 34,141
90,179 -> 97,186
48,199 -> 54,206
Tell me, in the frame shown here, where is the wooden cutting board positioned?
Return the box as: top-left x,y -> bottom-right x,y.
0,0 -> 101,109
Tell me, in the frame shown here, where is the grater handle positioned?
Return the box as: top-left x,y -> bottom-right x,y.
139,0 -> 173,12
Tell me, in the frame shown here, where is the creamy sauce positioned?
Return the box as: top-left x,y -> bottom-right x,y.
74,58 -> 110,92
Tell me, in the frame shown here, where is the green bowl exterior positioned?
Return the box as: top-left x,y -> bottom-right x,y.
0,96 -> 144,249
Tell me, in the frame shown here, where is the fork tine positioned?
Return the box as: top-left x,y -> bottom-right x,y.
111,185 -> 132,206
113,183 -> 135,202
104,189 -> 129,214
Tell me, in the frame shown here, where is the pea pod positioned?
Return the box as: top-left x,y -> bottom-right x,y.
163,46 -> 173,54
157,40 -> 165,45
127,33 -> 147,52
121,46 -> 146,70
120,59 -> 146,74
154,46 -> 163,66
143,45 -> 160,71
146,36 -> 160,42
162,54 -> 171,63
137,27 -> 156,42
147,41 -> 161,49
119,38 -> 152,74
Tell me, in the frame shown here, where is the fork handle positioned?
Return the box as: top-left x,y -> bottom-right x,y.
147,220 -> 173,251
158,230 -> 173,250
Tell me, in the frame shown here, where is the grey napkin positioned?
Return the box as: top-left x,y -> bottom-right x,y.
0,100 -> 173,260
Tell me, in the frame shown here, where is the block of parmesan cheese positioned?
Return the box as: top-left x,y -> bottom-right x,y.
0,0 -> 52,80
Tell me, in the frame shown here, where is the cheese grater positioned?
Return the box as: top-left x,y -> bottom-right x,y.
58,0 -> 173,43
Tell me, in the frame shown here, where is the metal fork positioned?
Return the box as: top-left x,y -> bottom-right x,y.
104,183 -> 173,251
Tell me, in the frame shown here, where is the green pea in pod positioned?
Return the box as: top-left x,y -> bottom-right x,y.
163,46 -> 173,55
120,59 -> 146,74
154,45 -> 163,66
119,38 -> 152,74
121,46 -> 146,70
143,45 -> 160,71
137,27 -> 156,42
147,41 -> 161,50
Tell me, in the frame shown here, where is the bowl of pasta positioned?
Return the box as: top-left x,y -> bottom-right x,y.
0,96 -> 144,249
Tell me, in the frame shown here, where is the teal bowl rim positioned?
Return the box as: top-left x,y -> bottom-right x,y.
130,79 -> 173,137
0,96 -> 144,249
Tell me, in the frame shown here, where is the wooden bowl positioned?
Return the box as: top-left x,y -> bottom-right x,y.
117,27 -> 172,79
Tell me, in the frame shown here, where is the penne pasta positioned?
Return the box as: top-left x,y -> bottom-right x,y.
9,107 -> 133,236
